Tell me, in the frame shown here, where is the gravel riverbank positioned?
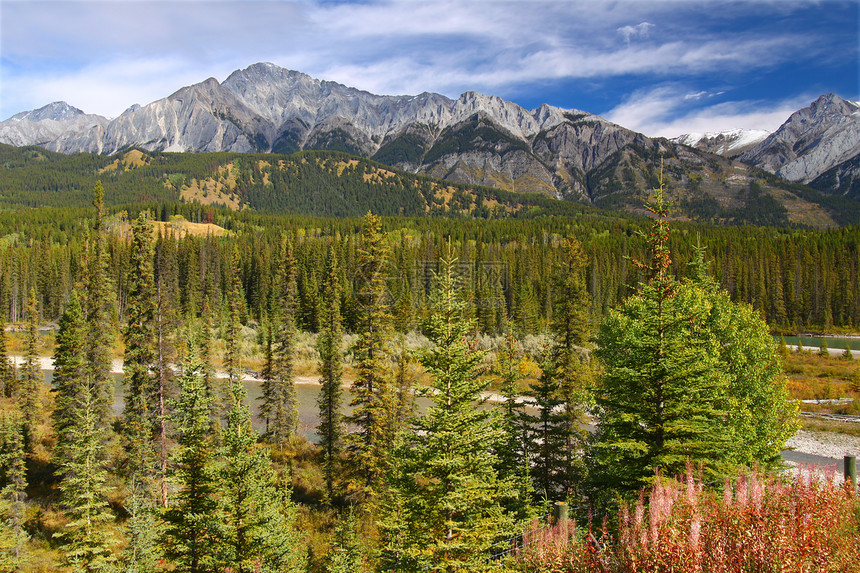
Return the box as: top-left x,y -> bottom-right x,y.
785,429 -> 860,460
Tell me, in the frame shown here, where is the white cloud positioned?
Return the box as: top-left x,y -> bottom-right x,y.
0,0 -> 850,122
605,85 -> 815,137
618,22 -> 655,44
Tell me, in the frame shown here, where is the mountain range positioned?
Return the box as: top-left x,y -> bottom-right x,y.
2,63 -> 858,225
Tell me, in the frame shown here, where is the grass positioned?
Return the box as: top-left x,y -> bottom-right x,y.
800,418 -> 860,438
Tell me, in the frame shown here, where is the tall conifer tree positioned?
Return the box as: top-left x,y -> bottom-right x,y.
381,256 -> 514,571
84,181 -> 115,430
18,288 -> 41,450
0,409 -> 28,569
260,238 -> 299,446
121,211 -> 162,571
317,245 -> 345,501
162,350 -> 219,573
0,308 -> 13,399
347,213 -> 394,494
591,175 -> 733,496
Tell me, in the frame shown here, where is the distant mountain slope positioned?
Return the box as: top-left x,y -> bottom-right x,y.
0,145 -> 591,219
1,64 -> 858,223
1,144 -> 857,227
739,94 -> 860,198
672,129 -> 770,158
0,101 -> 109,148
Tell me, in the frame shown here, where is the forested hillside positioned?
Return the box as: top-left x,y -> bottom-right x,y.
0,145 -> 589,219
3,144 -> 859,226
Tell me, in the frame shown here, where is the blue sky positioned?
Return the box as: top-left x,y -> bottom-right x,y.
1,0 -> 857,137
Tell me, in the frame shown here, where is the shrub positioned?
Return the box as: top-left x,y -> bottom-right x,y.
513,467 -> 859,572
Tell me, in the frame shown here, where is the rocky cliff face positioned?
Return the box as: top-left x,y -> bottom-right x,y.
739,94 -> 860,188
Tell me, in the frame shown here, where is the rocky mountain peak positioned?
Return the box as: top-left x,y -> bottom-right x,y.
740,94 -> 860,184
9,101 -> 85,123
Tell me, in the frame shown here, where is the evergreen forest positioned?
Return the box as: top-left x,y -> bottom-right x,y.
0,161 -> 858,571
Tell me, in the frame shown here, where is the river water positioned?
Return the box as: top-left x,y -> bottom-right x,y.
39,371 -> 844,470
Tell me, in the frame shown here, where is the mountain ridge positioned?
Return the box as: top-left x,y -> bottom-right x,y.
1,63 -> 858,220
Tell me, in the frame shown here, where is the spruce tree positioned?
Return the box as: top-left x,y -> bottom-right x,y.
547,237 -> 591,497
52,290 -> 117,571
381,256 -> 514,571
260,238 -> 299,447
0,409 -> 28,569
55,379 -> 117,571
323,508 -> 367,573
492,333 -> 534,518
317,246 -> 345,501
528,347 -> 566,500
121,211 -> 162,572
84,180 -> 115,430
591,178 -> 740,497
162,350 -> 220,573
52,292 -> 88,457
224,246 -> 243,403
0,309 -> 13,399
18,288 -> 41,450
346,213 -> 394,494
217,366 -> 306,572
154,229 -> 180,505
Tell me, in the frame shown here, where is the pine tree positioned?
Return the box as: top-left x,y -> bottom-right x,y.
162,350 -> 220,573
0,409 -> 28,569
381,256 -> 514,571
317,246 -> 345,501
346,213 -> 394,494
